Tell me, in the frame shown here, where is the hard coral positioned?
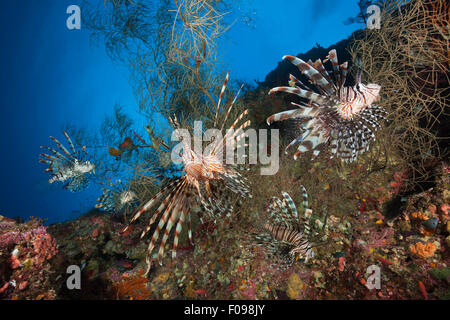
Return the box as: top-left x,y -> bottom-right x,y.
286,273 -> 306,300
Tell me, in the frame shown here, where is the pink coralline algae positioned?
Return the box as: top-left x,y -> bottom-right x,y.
32,233 -> 58,265
388,170 -> 408,198
18,281 -> 28,291
0,283 -> 9,294
355,227 -> 394,253
0,222 -> 58,266
91,217 -> 105,228
10,255 -> 20,269
428,204 -> 437,215
0,228 -> 22,251
0,217 -> 58,300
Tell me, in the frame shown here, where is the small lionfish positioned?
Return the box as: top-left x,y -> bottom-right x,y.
95,180 -> 139,216
122,73 -> 251,274
39,131 -> 95,192
254,186 -> 315,269
267,49 -> 387,162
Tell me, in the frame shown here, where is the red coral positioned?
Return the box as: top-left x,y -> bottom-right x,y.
375,256 -> 393,265
418,281 -> 428,300
338,257 -> 346,272
194,289 -> 207,296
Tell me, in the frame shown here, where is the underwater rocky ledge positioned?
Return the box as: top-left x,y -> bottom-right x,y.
1,162 -> 449,300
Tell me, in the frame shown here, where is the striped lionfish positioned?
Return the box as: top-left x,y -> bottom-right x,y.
95,180 -> 139,216
254,186 -> 315,269
39,131 -> 95,192
267,49 -> 387,162
122,73 -> 251,274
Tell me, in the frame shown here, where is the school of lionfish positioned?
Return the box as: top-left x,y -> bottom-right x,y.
39,50 -> 386,274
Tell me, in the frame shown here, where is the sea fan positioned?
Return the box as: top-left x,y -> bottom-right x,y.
39,131 -> 95,192
253,185 -> 315,270
267,49 -> 387,162
122,73 -> 251,274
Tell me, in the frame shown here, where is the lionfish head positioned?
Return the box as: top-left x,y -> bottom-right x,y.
306,247 -> 315,259
289,245 -> 315,261
77,160 -> 96,174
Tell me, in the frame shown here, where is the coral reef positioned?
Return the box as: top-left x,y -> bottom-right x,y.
0,217 -> 58,300
4,0 -> 449,301
2,159 -> 446,300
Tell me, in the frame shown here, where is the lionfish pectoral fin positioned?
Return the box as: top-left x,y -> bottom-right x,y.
63,131 -> 77,156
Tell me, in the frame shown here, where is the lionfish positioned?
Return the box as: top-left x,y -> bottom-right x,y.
122,73 -> 251,274
267,49 -> 387,162
95,180 -> 139,216
39,131 -> 95,192
253,186 -> 315,269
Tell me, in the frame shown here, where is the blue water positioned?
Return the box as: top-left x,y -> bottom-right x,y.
0,0 -> 361,224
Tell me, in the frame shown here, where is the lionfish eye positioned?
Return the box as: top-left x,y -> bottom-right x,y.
356,84 -> 360,91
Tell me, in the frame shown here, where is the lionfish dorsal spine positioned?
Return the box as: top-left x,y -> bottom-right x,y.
49,136 -> 73,159
283,55 -> 334,96
214,72 -> 229,127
